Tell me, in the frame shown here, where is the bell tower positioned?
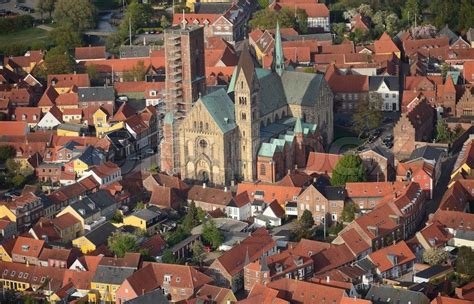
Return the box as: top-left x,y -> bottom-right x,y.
234,44 -> 260,181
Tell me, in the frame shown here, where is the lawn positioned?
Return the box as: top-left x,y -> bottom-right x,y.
0,27 -> 50,45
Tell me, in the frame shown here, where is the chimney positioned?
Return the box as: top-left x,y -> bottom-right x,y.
202,183 -> 206,189
224,186 -> 228,192
326,276 -> 330,283
287,169 -> 291,175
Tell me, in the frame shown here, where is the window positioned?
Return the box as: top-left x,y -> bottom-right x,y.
260,164 -> 266,176
241,113 -> 246,120
331,213 -> 337,221
199,139 -> 207,149
10,271 -> 15,277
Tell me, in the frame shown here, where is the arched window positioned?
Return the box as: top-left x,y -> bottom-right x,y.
241,113 -> 246,120
199,122 -> 203,130
260,164 -> 266,176
275,113 -> 279,121
199,139 -> 208,149
205,123 -> 209,130
194,121 -> 197,129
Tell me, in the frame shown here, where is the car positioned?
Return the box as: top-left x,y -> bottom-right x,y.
383,135 -> 393,142
367,135 -> 377,144
117,96 -> 128,102
130,156 -> 140,160
145,148 -> 154,154
384,142 -> 393,149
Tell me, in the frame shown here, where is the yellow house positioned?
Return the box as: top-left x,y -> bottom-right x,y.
0,205 -> 17,222
57,123 -> 82,136
72,222 -> 116,254
71,145 -> 105,177
186,0 -> 232,10
122,209 -> 162,234
197,284 -> 237,304
88,266 -> 135,304
0,239 -> 14,262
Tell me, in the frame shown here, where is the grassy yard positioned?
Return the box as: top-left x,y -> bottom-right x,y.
0,27 -> 50,46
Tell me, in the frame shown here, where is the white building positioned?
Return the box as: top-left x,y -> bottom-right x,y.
369,76 -> 400,111
225,192 -> 251,221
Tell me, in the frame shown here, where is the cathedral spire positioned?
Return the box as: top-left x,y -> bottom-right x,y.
272,21 -> 285,76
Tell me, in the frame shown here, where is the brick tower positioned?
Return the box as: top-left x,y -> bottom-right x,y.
164,23 -> 206,118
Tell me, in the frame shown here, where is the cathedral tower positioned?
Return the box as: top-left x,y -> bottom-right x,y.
271,22 -> 285,76
234,44 -> 260,181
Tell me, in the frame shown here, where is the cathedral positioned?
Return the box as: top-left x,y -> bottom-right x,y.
174,24 -> 334,186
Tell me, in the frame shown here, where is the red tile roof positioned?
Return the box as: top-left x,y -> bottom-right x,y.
340,228 -> 371,256
267,278 -> 345,304
313,243 -> 356,274
431,210 -> 474,231
48,74 -> 90,88
74,46 -> 106,61
83,56 -> 164,73
270,1 -> 329,18
11,107 -> 42,124
368,240 -> 416,273
346,181 -> 408,198
0,121 -> 28,136
12,236 -> 45,258
374,32 -> 400,54
305,152 -> 343,175
236,182 -> 302,206
90,161 -> 120,179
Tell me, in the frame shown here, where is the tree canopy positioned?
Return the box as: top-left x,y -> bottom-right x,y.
249,8 -> 296,30
48,22 -> 83,50
107,231 -> 140,258
456,246 -> 474,276
39,46 -> 75,76
422,248 -> 448,266
54,0 -> 97,31
331,154 -> 367,186
37,0 -> 56,18
0,146 -> 15,162
202,219 -> 224,249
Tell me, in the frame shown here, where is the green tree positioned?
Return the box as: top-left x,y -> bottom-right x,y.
202,219 -> 223,249
182,201 -> 199,232
341,202 -> 357,223
459,0 -> 474,30
5,159 -> 19,174
107,231 -> 139,258
111,210 -> 123,223
0,146 -> 15,162
124,60 -> 147,82
257,0 -> 269,9
299,209 -> 314,229
49,22 -> 83,49
41,46 -> 75,75
191,240 -> 205,267
332,23 -> 346,44
160,15 -> 170,29
161,249 -> 176,264
54,0 -> 97,31
37,0 -> 56,18
296,8 -> 308,34
12,175 -> 26,188
197,207 -> 206,222
249,8 -> 296,30
331,154 -> 367,186
440,63 -> 452,79
166,226 -> 189,246
456,246 -> 474,276
352,95 -> 383,137
135,201 -> 145,210
436,119 -> 450,143
402,0 -> 422,26
119,2 -> 153,39
348,28 -> 369,44
423,248 -> 449,266
86,64 -> 99,85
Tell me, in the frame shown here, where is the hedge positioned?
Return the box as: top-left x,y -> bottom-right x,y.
0,15 -> 35,35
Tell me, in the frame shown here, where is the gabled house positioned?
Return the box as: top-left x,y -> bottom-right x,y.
47,74 -> 90,94
72,221 -> 117,253
123,208 -> 165,234
369,76 -> 400,111
78,161 -> 121,186
254,200 -> 286,227
11,236 -> 45,266
142,172 -> 189,210
368,240 -> 416,279
225,191 -> 251,221
37,105 -> 63,130
207,228 -> 277,291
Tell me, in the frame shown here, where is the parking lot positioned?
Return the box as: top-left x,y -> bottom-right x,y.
0,0 -> 40,18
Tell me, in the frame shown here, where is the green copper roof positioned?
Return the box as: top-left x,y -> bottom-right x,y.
272,22 -> 285,76
227,67 -> 238,93
200,89 -> 237,134
447,71 -> 460,84
164,112 -> 174,124
294,117 -> 303,133
258,142 -> 281,157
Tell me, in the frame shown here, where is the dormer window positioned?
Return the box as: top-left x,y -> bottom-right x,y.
22,114 -> 26,120
33,114 -> 37,121
150,90 -> 156,97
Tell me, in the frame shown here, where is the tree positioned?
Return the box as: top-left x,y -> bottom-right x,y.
402,0 -> 422,26
86,64 -> 99,85
436,119 -> 450,143
135,201 -> 145,210
440,63 -> 452,78
12,175 -> 26,188
37,0 -> 56,19
352,95 -> 383,137
182,201 -> 199,232
41,46 -> 75,76
5,159 -> 19,174
161,249 -> 176,264
49,22 -> 83,49
332,23 -> 346,44
166,226 -> 189,246
202,219 -> 223,249
257,0 -> 269,9
456,246 -> 474,276
107,231 -> 139,258
249,8 -> 296,30
331,154 -> 367,186
191,240 -> 206,267
341,202 -> 357,223
299,210 -> 314,230
458,0 -> 474,30
372,11 -> 400,36
111,210 -> 123,223
54,0 -> 97,31
295,8 -> 308,34
410,25 -> 437,39
124,60 -> 147,82
0,146 -> 14,162
348,28 -> 370,44
119,2 -> 153,39
160,15 -> 170,29
423,248 -> 449,266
